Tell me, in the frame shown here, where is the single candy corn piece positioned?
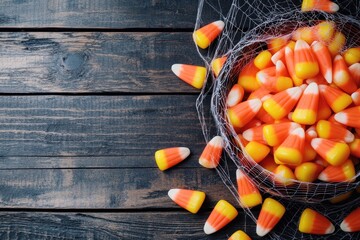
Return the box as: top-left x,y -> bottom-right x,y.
193,20 -> 224,49
171,64 -> 206,89
294,40 -> 319,79
271,47 -> 285,65
316,120 -> 354,143
258,75 -> 293,93
228,230 -> 252,240
341,207 -> 360,232
301,0 -> 339,12
318,84 -> 352,112
333,55 -> 358,94
204,200 -> 238,235
343,47 -> 360,66
311,41 -> 332,83
295,162 -> 323,182
334,106 -> 360,128
236,169 -> 262,208
260,155 -> 279,172
292,82 -> 319,125
256,198 -> 286,237
263,122 -> 301,146
311,138 -> 350,166
238,62 -> 262,92
273,165 -> 296,185
318,159 -> 355,182
268,36 -> 289,54
155,147 -> 190,171
292,27 -> 316,45
245,141 -> 270,163
328,32 -> 346,57
226,84 -> 244,107
212,56 -> 227,77
351,89 -> 360,105
168,189 -> 205,214
349,138 -> 360,158
263,87 -> 302,120
248,87 -> 271,100
275,60 -> 289,77
242,125 -> 266,143
299,208 -> 335,235
274,128 -> 305,165
199,136 -> 224,168
349,63 -> 360,87
285,47 -> 304,86
315,21 -> 336,43
228,99 -> 262,128
316,92 -> 332,121
254,50 -> 273,70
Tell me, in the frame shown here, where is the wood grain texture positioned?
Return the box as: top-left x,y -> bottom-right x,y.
0,95 -> 210,157
0,168 -> 237,209
0,32 -> 203,93
0,211 -> 258,240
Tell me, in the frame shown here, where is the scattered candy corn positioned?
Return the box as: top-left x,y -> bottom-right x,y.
212,56 -> 227,77
236,169 -> 262,208
168,189 -> 206,214
228,230 -> 252,240
340,207 -> 360,232
199,136 -> 224,168
193,20 -> 224,49
155,147 -> 190,171
298,208 -> 335,235
171,64 -> 206,89
256,198 -> 286,236
318,159 -> 355,182
301,0 -> 339,13
204,200 -> 238,235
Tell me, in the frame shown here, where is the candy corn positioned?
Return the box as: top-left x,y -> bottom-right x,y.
340,207 -> 360,232
349,138 -> 360,157
228,230 -> 252,240
263,122 -> 301,146
318,84 -> 352,113
315,21 -> 336,43
238,62 -> 262,92
245,141 -> 270,163
256,198 -> 285,236
311,41 -> 332,83
155,147 -> 190,171
254,50 -> 273,69
328,32 -> 346,57
168,189 -> 205,214
343,47 -> 360,66
242,125 -> 267,143
316,92 -> 332,121
292,82 -> 319,125
294,40 -> 319,79
295,162 -> 323,182
193,20 -> 224,49
301,0 -> 339,13
292,26 -> 316,45
333,55 -> 357,94
212,56 -> 227,77
227,84 -> 245,107
274,128 -> 305,165
298,208 -> 335,234
204,200 -> 238,234
318,159 -> 355,182
273,165 -> 296,185
349,63 -> 360,86
248,87 -> 271,100
171,64 -> 206,89
334,106 -> 360,128
236,169 -> 262,208
351,89 -> 360,105
268,36 -> 289,54
228,99 -> 262,128
311,138 -> 350,166
285,47 -> 303,86
316,120 -> 354,143
199,136 -> 224,168
260,155 -> 278,172
263,87 -> 302,120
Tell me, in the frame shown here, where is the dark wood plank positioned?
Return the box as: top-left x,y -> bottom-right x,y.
0,95 -> 209,158
0,168 -> 237,209
0,32 -> 202,93
0,211 -> 257,240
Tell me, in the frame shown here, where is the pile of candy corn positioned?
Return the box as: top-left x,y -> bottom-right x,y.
153,0 -> 359,238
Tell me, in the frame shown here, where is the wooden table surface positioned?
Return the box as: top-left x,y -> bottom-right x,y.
0,0 -> 358,239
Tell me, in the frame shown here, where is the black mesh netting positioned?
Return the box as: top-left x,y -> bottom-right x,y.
194,0 -> 360,239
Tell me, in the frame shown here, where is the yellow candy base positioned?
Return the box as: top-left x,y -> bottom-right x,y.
193,31 -> 210,49
295,62 -> 319,79
292,109 -> 317,125
275,147 -> 302,165
240,193 -> 262,208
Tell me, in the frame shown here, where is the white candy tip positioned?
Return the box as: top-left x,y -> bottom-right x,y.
286,87 -> 302,99
256,225 -> 269,237
295,39 -> 309,49
318,171 -> 328,181
179,147 -> 191,159
291,127 -> 305,138
334,112 -> 347,125
213,20 -> 225,30
325,70 -> 332,84
344,132 -> 355,143
340,220 -> 350,232
351,92 -> 359,101
311,138 -> 321,150
304,82 -> 319,94
171,64 -> 182,76
326,223 -> 335,234
168,189 -> 180,200
330,3 -> 339,12
236,168 -> 245,179
209,136 -> 224,148
248,99 -> 262,112
204,222 -> 216,235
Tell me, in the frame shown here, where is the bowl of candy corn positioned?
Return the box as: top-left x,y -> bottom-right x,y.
212,15 -> 360,202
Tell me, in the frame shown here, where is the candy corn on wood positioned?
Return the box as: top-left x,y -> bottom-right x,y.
171,64 -> 206,89
199,136 -> 224,168
204,200 -> 238,235
168,189 -> 206,214
299,208 -> 335,234
236,169 -> 262,208
193,20 -> 224,49
340,207 -> 360,232
256,198 -> 285,236
155,147 -> 190,171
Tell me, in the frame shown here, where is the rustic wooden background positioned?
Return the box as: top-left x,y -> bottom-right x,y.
0,0 -> 358,239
